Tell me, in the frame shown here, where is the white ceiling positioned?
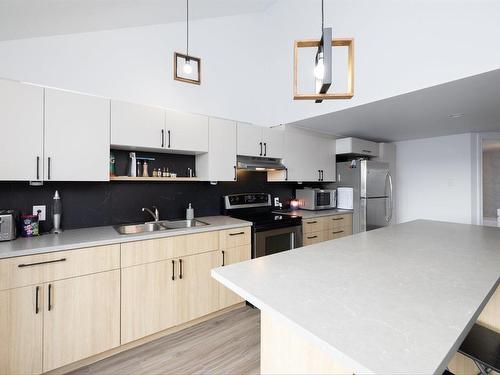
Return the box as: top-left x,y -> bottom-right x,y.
0,0 -> 276,41
289,69 -> 500,142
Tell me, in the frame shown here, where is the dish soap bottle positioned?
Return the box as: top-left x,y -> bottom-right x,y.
186,203 -> 194,220
52,190 -> 63,234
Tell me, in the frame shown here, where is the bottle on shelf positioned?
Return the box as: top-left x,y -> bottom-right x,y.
142,161 -> 149,177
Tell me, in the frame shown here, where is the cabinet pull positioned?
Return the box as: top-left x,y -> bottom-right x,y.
222,250 -> 225,266
47,157 -> 51,180
36,156 -> 40,180
332,217 -> 344,221
161,129 -> 164,147
306,221 -> 317,224
48,284 -> 52,311
321,170 -> 324,181
167,130 -> 171,148
285,168 -> 288,181
35,286 -> 40,314
307,235 -> 318,239
259,142 -> 263,156
234,166 -> 237,181
171,260 -> 175,281
18,258 -> 66,268
264,143 -> 267,156
318,170 -> 321,181
229,231 -> 245,236
179,259 -> 183,279
332,230 -> 344,234
362,149 -> 372,153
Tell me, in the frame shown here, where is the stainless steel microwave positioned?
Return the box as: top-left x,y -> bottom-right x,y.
296,189 -> 336,210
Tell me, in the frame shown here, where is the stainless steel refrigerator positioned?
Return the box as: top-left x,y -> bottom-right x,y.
336,160 -> 394,233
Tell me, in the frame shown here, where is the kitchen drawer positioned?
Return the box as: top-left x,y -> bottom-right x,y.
121,231 -> 220,268
0,245 -> 120,291
303,231 -> 325,246
326,227 -> 352,241
302,218 -> 324,234
323,214 -> 353,231
219,227 -> 251,249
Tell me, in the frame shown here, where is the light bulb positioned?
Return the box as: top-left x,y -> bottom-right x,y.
314,53 -> 325,80
183,60 -> 193,74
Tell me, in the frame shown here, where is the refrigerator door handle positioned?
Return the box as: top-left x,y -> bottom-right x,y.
386,172 -> 394,223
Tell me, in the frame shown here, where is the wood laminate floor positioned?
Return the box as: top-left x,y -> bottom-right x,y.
68,307 -> 260,375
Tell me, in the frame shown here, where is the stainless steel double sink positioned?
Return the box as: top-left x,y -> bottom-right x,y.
114,219 -> 209,235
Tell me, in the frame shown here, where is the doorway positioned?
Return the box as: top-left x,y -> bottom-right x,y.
482,139 -> 500,227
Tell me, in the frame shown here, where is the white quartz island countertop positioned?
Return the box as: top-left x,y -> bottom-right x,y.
0,216 -> 251,259
212,220 -> 500,375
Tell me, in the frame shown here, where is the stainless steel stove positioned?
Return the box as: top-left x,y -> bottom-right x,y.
223,193 -> 302,258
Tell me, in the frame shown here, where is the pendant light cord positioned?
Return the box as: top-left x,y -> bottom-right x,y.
321,0 -> 324,32
186,0 -> 189,57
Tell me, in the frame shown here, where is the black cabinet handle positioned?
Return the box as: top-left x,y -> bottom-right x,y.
332,217 -> 344,221
222,251 -> 225,266
362,149 -> 372,153
18,258 -> 66,268
264,143 -> 267,156
168,130 -> 171,148
307,235 -> 318,239
48,284 -> 52,311
36,156 -> 40,180
171,260 -> 175,281
318,170 -> 321,181
234,166 -> 237,181
179,259 -> 183,279
259,142 -> 263,156
35,286 -> 40,314
161,129 -> 164,147
321,170 -> 324,181
306,221 -> 317,224
285,168 -> 288,181
229,231 -> 245,236
332,230 -> 344,234
47,157 -> 51,180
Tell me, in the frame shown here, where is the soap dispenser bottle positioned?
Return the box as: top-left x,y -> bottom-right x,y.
51,190 -> 63,234
186,203 -> 194,220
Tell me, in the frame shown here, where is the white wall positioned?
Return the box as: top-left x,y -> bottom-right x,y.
0,1 -> 499,126
395,133 -> 474,224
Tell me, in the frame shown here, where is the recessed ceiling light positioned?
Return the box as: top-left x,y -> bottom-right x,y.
448,113 -> 465,119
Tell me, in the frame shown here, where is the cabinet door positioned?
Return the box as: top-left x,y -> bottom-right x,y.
43,270 -> 120,372
121,260 -> 177,344
219,245 -> 251,309
284,131 -> 318,182
262,127 -> 284,159
0,80 -> 44,181
0,285 -> 43,375
175,251 -> 220,324
110,100 -> 165,149
196,118 -> 237,181
303,231 -> 325,246
165,110 -> 208,153
237,122 -> 263,157
317,137 -> 336,182
44,89 -> 110,181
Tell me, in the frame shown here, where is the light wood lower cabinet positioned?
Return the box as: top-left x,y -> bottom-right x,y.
302,214 -> 353,247
0,285 -> 43,375
303,231 -> 327,246
43,270 -> 120,372
219,245 -> 251,309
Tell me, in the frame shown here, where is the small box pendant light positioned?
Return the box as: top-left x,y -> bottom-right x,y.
293,0 -> 354,102
174,0 -> 201,84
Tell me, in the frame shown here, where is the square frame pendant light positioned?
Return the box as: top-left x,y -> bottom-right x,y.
174,52 -> 201,85
293,37 -> 354,100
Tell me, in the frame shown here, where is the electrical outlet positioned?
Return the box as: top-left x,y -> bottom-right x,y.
33,205 -> 46,221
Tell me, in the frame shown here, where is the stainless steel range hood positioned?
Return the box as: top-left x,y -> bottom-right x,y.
237,155 -> 286,171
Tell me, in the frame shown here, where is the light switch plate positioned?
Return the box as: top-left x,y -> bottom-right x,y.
33,205 -> 46,221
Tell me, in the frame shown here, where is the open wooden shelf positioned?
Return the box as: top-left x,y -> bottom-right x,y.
110,176 -> 201,182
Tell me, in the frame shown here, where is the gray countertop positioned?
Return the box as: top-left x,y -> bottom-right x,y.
0,216 -> 251,259
273,208 -> 353,219
212,220 -> 500,375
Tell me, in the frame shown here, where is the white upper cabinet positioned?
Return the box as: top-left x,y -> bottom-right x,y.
237,122 -> 262,157
44,89 -> 110,181
165,110 -> 208,153
196,118 -> 237,182
336,137 -> 379,157
268,127 -> 335,182
262,127 -> 284,159
237,123 -> 284,158
0,80 -> 44,181
111,101 -> 165,150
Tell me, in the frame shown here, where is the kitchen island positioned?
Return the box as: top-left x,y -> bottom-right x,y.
212,220 -> 500,374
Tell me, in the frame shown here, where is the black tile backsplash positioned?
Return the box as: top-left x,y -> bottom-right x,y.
0,170 -> 323,232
